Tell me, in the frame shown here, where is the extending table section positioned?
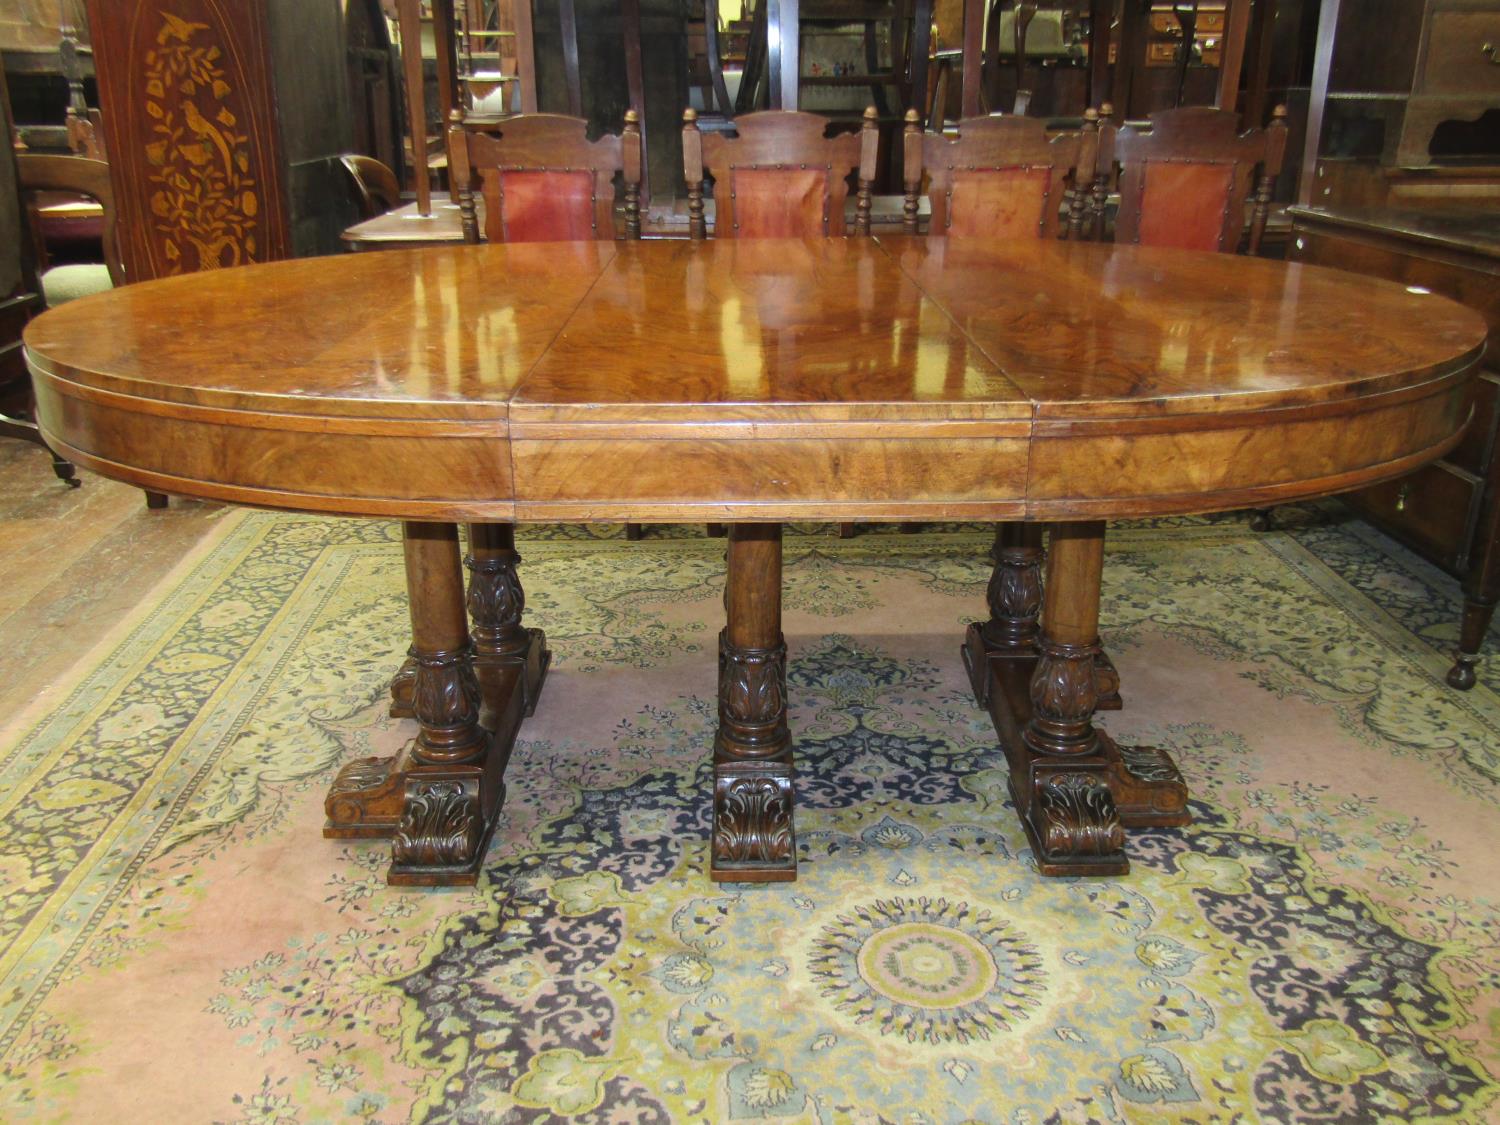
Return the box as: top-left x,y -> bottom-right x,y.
24,238 -> 1487,884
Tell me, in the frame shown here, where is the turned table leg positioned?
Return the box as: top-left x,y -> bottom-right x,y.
963,522 -> 1120,710
970,522 -> 1189,876
326,522 -> 546,886
711,524 -> 796,882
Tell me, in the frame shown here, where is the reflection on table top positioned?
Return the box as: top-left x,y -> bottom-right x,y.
31,235 -> 1482,420
340,194 -> 929,248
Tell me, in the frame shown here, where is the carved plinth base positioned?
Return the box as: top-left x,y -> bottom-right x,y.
710,763 -> 796,882
961,624 -> 1123,711
712,630 -> 795,882
387,763 -> 501,886
324,746 -> 412,838
325,657 -> 533,885
474,628 -> 549,722
389,651 -> 417,719
971,647 -> 1191,876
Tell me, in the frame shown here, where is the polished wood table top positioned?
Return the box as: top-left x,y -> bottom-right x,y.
26,236 -> 1485,525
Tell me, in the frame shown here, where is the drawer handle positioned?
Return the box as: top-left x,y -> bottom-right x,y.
1485,42 -> 1500,65
1395,483 -> 1411,512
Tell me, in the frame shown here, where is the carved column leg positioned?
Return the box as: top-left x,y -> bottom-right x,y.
387,522 -> 501,885
711,524 -> 796,882
465,523 -> 550,722
962,522 -> 1121,710
963,523 -> 1044,704
326,523 -> 519,886
1013,521 -> 1128,875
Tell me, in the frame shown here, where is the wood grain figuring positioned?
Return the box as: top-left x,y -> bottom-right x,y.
24,237 -> 1487,523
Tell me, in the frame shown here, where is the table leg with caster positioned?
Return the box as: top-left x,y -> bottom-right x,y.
711,523 -> 796,882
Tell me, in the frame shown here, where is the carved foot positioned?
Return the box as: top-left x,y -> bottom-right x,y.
977,645 -> 1185,875
1103,735 -> 1190,827
389,767 -> 502,886
712,630 -> 796,881
324,748 -> 410,838
1019,764 -> 1127,876
389,650 -> 417,719
711,767 -> 796,881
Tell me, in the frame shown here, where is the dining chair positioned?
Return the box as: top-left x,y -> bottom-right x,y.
901,107 -> 1102,239
1104,103 -> 1289,255
447,109 -> 643,244
681,106 -> 880,240
683,106 -> 879,537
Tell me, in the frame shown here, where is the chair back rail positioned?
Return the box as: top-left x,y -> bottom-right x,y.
448,111 -> 641,243
1106,104 -> 1288,255
15,153 -> 124,286
682,107 -> 880,239
902,108 -> 1101,239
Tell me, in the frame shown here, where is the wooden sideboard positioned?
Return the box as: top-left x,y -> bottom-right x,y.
1288,204 -> 1500,688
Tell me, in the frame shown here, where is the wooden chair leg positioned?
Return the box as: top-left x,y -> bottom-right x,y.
625,522 -> 644,540
838,522 -> 856,538
145,491 -> 169,509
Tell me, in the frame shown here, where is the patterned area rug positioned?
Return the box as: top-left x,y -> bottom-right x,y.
0,510 -> 1497,1123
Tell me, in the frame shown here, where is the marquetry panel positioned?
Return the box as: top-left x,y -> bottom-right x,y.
86,0 -> 293,279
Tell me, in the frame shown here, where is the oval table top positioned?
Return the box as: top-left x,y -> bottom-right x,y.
24,236 -> 1487,523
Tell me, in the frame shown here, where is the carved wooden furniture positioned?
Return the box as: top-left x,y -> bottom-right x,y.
1299,0 -> 1500,208
448,111 -> 643,243
83,0 -> 357,274
1107,102 -> 1288,253
682,107 -> 880,238
398,0 -> 653,215
1289,205 -> 1500,690
24,237 -> 1485,884
901,107 -> 1101,237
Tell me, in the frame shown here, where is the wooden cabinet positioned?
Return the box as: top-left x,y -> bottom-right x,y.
1399,0 -> 1500,163
82,0 -> 358,277
1289,204 -> 1500,687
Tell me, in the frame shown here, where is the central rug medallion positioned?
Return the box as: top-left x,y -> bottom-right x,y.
815,896 -> 1042,1042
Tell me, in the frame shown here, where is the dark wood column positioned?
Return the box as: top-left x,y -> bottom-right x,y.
465,522 -> 550,722
326,522 -> 546,887
711,524 -> 796,882
967,521 -> 1189,877
964,522 -> 1120,710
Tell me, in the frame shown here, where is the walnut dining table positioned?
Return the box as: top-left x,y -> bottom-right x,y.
22,237 -> 1487,887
